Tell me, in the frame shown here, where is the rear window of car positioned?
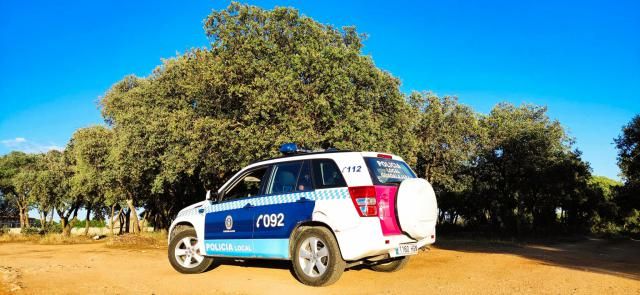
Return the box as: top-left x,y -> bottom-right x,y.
364,157 -> 416,185
312,159 -> 346,189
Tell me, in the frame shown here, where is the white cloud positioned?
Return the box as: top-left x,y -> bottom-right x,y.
1,137 -> 63,154
1,137 -> 27,146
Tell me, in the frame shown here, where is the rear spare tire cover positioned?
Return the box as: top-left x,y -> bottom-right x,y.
396,178 -> 438,240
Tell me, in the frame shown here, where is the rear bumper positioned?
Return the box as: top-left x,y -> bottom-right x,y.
334,218 -> 436,261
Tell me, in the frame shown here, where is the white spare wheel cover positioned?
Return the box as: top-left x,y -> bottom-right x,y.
396,178 -> 438,240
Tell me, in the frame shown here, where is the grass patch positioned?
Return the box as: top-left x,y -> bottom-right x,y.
37,234 -> 94,245
0,233 -> 95,245
106,231 -> 167,249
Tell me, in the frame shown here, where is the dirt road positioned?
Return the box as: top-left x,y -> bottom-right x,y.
1,238 -> 638,294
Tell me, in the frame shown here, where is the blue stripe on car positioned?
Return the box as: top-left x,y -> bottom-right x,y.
198,188 -> 349,258
203,239 -> 290,258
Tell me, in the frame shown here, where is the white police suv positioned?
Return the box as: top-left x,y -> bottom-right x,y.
168,143 -> 438,286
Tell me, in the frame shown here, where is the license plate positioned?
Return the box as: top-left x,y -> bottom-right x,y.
394,243 -> 418,256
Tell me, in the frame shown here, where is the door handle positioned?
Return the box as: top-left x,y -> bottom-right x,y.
296,197 -> 309,202
244,203 -> 254,209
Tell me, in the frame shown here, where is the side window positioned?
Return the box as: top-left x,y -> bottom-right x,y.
312,159 -> 346,189
223,167 -> 268,201
266,161 -> 302,195
296,160 -> 313,192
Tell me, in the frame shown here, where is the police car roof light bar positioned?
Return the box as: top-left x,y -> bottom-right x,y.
279,143 -> 339,156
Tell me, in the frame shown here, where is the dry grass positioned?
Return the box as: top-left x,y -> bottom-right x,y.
0,231 -> 167,248
0,233 -> 95,245
106,231 -> 167,249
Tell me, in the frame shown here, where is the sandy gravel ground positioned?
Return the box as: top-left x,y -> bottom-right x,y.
0,238 -> 638,295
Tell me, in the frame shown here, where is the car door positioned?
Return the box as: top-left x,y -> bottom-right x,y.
203,166 -> 270,258
251,160 -> 315,259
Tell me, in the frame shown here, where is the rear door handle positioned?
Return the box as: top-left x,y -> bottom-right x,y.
244,203 -> 254,209
296,197 -> 309,202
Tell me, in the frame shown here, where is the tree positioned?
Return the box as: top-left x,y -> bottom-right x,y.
408,92 -> 482,224
616,115 -> 640,183
29,153 -> 55,228
100,2 -> 414,230
68,126 -> 113,235
40,150 -> 80,236
0,191 -> 19,218
467,103 -> 588,234
587,175 -> 622,232
0,152 -> 38,228
615,115 -> 640,210
614,115 -> 640,236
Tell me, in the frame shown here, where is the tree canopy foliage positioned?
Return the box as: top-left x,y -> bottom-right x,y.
614,115 -> 640,234
0,3 -> 636,238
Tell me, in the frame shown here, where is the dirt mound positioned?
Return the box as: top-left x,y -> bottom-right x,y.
106,233 -> 166,249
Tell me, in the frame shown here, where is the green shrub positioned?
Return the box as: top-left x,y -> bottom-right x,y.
21,226 -> 44,235
622,209 -> 640,238
44,223 -> 62,234
72,219 -> 107,228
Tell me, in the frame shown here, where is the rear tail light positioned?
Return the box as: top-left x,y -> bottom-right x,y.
349,186 -> 378,217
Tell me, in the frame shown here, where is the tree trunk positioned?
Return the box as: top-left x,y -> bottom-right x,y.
48,210 -> 54,227
126,199 -> 140,234
18,207 -> 26,229
61,217 -> 71,237
71,206 -> 80,221
39,211 -> 46,229
124,209 -> 130,233
22,206 -> 30,228
110,204 -> 116,236
118,209 -> 125,235
84,205 -> 92,236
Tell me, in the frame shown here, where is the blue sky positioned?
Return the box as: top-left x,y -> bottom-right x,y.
1,0 -> 638,181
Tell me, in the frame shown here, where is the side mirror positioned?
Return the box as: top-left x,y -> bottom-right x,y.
205,190 -> 219,202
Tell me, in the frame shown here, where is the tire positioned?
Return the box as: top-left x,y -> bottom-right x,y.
168,228 -> 214,274
291,227 -> 345,286
371,256 -> 410,272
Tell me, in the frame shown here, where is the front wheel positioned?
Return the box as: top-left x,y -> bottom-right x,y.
371,256 -> 410,272
168,228 -> 214,274
291,227 -> 345,286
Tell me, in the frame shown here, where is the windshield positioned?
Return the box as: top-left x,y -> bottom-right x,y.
364,157 -> 416,184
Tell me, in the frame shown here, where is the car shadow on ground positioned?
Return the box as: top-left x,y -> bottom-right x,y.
209,257 -> 291,271
434,236 -> 640,280
206,256 -> 378,276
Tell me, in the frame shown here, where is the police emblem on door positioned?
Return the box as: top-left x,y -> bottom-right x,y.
224,215 -> 234,232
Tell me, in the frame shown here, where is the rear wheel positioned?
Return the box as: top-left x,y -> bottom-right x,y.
371,256 -> 410,272
291,227 -> 345,286
168,228 -> 213,274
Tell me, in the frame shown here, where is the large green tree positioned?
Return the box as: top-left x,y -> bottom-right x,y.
0,152 -> 38,228
42,150 -> 80,236
100,2 -> 414,229
465,103 -> 591,234
409,92 -> 482,224
30,153 -> 55,228
614,114 -> 640,235
67,126 -> 113,235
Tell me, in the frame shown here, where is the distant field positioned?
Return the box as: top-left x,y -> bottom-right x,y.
0,237 -> 638,294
